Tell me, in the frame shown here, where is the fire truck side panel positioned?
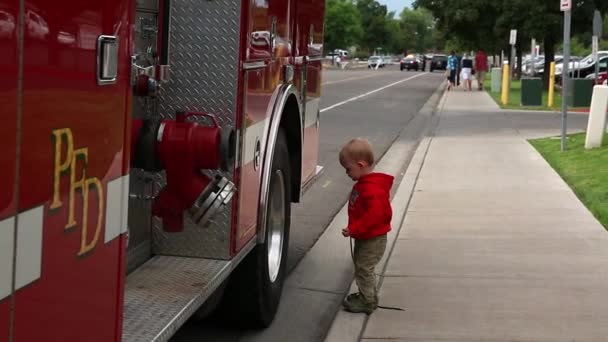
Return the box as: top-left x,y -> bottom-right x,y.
0,0 -> 18,339
235,0 -> 293,251
235,70 -> 267,251
295,0 -> 324,188
11,1 -> 131,341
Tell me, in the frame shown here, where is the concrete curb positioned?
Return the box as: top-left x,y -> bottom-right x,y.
323,83 -> 446,342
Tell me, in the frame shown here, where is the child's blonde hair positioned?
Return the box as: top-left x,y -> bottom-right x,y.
339,138 -> 374,166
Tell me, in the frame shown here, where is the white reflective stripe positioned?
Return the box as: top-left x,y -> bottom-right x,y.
305,98 -> 320,127
105,175 -> 130,243
16,206 -> 43,290
243,119 -> 267,165
0,217 -> 15,300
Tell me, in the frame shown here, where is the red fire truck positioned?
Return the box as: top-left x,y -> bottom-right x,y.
0,0 -> 325,340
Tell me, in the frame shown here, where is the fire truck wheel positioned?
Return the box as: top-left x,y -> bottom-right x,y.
219,130 -> 291,328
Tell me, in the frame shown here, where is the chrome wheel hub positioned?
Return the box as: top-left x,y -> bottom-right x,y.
267,170 -> 285,283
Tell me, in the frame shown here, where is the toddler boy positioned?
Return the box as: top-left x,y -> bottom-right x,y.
339,138 -> 393,314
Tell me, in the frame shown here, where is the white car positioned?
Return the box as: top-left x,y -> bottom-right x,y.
367,56 -> 385,68
555,52 -> 608,75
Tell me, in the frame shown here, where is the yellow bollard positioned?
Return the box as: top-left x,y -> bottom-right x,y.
501,64 -> 510,105
548,61 -> 556,108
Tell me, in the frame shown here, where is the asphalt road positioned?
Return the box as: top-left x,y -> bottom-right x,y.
171,65 -> 445,342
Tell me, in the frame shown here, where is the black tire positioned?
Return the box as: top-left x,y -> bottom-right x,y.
218,130 -> 291,328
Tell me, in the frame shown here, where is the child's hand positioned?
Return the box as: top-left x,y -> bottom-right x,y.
341,228 -> 350,237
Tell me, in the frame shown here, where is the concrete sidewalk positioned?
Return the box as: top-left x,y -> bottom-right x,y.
327,83 -> 608,341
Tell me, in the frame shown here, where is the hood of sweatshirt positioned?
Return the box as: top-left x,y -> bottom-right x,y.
357,172 -> 394,193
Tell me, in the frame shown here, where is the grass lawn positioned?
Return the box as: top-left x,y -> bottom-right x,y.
484,73 -> 563,111
529,132 -> 608,230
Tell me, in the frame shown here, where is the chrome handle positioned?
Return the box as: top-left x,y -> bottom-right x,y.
97,35 -> 118,85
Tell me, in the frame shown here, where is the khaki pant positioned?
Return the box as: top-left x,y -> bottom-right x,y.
354,235 -> 387,305
477,71 -> 486,87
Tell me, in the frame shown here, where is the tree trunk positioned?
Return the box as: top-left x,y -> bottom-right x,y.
543,35 -> 556,88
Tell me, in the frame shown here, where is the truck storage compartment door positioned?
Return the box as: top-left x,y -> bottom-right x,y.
11,1 -> 132,341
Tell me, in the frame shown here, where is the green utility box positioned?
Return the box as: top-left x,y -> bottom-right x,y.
520,77 -> 542,106
567,78 -> 593,107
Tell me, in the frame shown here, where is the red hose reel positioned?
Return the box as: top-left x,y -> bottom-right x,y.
132,111 -> 235,232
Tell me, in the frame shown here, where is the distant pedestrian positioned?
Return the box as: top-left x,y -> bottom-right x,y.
339,138 -> 393,314
447,50 -> 458,90
475,49 -> 489,90
461,54 -> 474,91
456,53 -> 462,86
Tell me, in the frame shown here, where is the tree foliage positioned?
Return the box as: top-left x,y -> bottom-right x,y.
355,0 -> 391,52
414,0 -> 608,84
323,0 -> 438,55
397,8 -> 436,53
324,0 -> 363,52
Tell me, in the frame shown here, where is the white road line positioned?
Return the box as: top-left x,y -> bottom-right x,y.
320,72 -> 428,113
322,73 -> 384,86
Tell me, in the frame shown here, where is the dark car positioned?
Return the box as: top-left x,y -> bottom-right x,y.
400,57 -> 420,71
430,54 -> 448,72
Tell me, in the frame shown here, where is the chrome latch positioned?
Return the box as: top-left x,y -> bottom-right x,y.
97,35 -> 118,85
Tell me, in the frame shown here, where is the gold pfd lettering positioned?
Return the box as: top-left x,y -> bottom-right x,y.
78,177 -> 104,256
51,128 -> 74,210
51,128 -> 106,257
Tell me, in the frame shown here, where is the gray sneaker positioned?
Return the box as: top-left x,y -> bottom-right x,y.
343,293 -> 376,314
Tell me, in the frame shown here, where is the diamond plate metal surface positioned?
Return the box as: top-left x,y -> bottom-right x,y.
122,256 -> 230,342
157,0 -> 240,124
123,240 -> 256,342
146,0 -> 241,259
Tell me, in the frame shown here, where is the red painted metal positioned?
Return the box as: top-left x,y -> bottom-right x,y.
0,0 -> 18,219
11,0 -> 132,340
0,0 -> 19,339
234,0 -> 324,252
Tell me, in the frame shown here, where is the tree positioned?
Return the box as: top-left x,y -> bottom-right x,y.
398,8 -> 436,53
324,0 -> 363,52
356,0 -> 391,52
413,0 -> 502,53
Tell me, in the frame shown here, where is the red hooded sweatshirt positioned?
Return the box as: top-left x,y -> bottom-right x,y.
347,172 -> 394,240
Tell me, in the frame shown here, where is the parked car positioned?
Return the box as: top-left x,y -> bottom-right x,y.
400,56 -> 420,71
585,71 -> 608,85
555,52 -> 608,77
430,54 -> 447,72
556,55 -> 608,84
367,56 -> 385,68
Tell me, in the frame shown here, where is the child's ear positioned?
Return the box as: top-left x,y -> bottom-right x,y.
357,161 -> 368,168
